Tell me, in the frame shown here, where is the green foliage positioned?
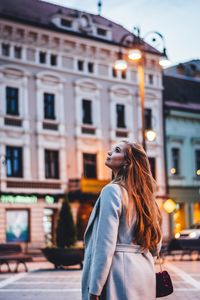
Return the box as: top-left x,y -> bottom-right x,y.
56,195 -> 77,248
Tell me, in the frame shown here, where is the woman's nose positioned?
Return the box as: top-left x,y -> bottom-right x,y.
107,150 -> 112,156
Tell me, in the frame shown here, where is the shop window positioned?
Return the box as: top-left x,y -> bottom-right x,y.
6,146 -> 23,178
45,150 -> 59,179
14,46 -> 22,59
6,87 -> 19,116
193,203 -> 200,224
50,54 -> 57,66
148,74 -> 154,85
173,203 -> 186,234
43,208 -> 55,245
78,60 -> 84,71
82,99 -> 92,124
88,62 -> 94,73
2,43 -> 10,56
148,157 -> 156,179
83,153 -> 97,179
76,203 -> 93,240
144,108 -> 152,130
116,104 -> 126,128
39,51 -> 46,64
171,148 -> 180,175
6,210 -> 29,242
44,93 -> 55,120
195,150 -> 200,176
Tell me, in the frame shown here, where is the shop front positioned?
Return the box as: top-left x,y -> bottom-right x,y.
0,194 -> 62,250
168,187 -> 200,237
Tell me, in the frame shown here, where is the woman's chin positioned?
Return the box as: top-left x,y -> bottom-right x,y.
105,160 -> 111,168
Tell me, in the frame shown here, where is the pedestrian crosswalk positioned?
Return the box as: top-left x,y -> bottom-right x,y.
0,261 -> 200,300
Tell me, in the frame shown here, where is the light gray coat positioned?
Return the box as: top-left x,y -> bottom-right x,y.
82,183 -> 158,300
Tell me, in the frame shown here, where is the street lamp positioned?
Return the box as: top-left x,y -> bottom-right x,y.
114,27 -> 170,150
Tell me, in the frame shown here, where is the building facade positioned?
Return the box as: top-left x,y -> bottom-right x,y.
0,0 -> 168,249
164,60 -> 200,236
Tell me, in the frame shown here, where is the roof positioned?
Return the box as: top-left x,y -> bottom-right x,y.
163,75 -> 200,113
0,0 -> 160,54
164,59 -> 200,81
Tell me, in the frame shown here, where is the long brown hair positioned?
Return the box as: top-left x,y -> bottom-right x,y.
113,141 -> 162,251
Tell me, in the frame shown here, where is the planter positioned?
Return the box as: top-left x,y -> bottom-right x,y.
41,247 -> 84,270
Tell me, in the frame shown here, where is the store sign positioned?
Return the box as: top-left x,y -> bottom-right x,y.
45,195 -> 55,204
0,195 -> 37,204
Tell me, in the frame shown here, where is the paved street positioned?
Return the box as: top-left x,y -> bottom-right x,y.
0,259 -> 200,300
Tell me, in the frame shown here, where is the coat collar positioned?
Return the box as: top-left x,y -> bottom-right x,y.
84,195 -> 101,246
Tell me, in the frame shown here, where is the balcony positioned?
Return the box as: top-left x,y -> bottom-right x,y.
68,178 -> 109,194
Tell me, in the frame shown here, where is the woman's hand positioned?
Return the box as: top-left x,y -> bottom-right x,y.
90,294 -> 99,300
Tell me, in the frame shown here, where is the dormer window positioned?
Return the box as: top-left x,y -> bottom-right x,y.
61,18 -> 72,28
51,12 -> 112,40
97,27 -> 107,37
80,15 -> 90,28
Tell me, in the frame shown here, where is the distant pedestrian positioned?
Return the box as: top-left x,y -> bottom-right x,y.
82,140 -> 162,300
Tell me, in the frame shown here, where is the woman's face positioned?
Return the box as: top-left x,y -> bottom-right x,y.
105,142 -> 127,173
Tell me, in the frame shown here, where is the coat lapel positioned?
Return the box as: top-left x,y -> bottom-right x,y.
84,195 -> 101,246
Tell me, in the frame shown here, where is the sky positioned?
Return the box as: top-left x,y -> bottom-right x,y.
42,0 -> 200,66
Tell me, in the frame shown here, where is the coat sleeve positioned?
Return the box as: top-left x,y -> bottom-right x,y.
89,184 -> 122,296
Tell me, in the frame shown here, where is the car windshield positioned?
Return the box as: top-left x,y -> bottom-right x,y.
190,223 -> 200,229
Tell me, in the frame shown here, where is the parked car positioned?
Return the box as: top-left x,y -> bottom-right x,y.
175,223 -> 200,239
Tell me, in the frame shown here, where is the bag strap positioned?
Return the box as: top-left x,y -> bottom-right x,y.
157,254 -> 163,272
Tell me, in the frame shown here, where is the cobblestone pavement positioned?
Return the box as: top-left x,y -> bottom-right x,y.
0,258 -> 200,300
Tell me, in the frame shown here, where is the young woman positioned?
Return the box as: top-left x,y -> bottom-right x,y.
82,140 -> 162,300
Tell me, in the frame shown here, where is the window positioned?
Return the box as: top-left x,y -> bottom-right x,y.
50,54 -> 57,66
148,74 -> 154,85
88,62 -> 94,73
112,67 -> 117,78
44,93 -> 55,120
116,104 -> 126,128
6,210 -> 29,242
82,99 -> 92,124
121,70 -> 127,79
144,108 -> 152,129
61,18 -> 72,28
43,208 -> 55,245
195,150 -> 200,176
14,46 -> 22,59
83,153 -> 97,179
78,60 -> 84,71
171,148 -> 180,175
6,87 -> 19,116
45,150 -> 59,179
39,51 -> 46,64
148,157 -> 156,179
97,28 -> 107,37
6,146 -> 23,177
2,43 -> 10,56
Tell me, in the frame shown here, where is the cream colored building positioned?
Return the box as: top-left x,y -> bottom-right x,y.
0,0 -> 169,248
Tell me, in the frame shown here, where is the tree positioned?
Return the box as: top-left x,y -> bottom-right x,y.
56,195 -> 77,248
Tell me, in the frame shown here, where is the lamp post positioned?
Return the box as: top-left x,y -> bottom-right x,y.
114,27 -> 170,151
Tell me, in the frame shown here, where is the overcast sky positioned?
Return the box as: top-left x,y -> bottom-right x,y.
42,0 -> 200,66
